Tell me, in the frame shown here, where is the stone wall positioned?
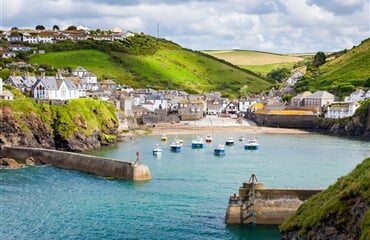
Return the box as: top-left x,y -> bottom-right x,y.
1,146 -> 151,181
249,113 -> 317,128
225,179 -> 322,225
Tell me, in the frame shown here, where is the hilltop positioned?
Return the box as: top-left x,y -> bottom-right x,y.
28,34 -> 270,97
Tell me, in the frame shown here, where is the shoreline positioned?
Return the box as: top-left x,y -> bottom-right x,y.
149,123 -> 311,136
128,116 -> 312,136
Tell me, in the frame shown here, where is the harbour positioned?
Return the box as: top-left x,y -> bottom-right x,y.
0,133 -> 369,239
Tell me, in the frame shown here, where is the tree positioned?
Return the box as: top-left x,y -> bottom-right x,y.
11,27 -> 18,30
66,25 -> 77,31
313,51 -> 326,67
35,25 -> 45,30
266,68 -> 290,83
52,25 -> 60,31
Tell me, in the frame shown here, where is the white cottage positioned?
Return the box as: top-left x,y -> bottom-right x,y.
325,102 -> 360,119
0,77 -> 14,100
32,77 -> 79,100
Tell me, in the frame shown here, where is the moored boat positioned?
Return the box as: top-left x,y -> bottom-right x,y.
205,135 -> 213,143
214,144 -> 225,155
152,144 -> 163,155
170,140 -> 182,152
244,137 -> 259,150
225,136 -> 235,146
160,134 -> 168,142
191,136 -> 205,148
238,136 -> 245,141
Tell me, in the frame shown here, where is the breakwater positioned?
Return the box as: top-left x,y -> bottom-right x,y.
225,174 -> 323,225
1,146 -> 151,181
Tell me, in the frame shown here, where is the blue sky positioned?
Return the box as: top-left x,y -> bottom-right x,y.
1,0 -> 369,53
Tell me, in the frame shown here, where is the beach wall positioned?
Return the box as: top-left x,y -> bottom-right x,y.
1,146 -> 151,181
225,179 -> 322,225
249,113 -> 317,128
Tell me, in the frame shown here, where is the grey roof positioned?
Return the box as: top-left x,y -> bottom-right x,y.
6,75 -> 37,88
305,90 -> 334,99
36,77 -> 78,90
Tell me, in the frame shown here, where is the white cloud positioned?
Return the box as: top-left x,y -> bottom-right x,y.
1,0 -> 368,53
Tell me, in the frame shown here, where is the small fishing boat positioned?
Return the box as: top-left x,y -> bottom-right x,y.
238,136 -> 245,141
191,136 -> 205,148
205,135 -> 213,143
160,134 -> 168,142
214,144 -> 225,155
244,137 -> 259,150
152,144 -> 163,155
170,140 -> 182,152
225,136 -> 235,146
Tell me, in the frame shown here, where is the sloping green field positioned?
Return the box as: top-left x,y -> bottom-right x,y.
310,38 -> 370,90
29,36 -> 271,96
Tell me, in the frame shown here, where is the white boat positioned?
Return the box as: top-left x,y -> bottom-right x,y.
152,144 -> 163,155
205,135 -> 213,143
244,137 -> 259,150
214,144 -> 225,155
192,136 -> 205,148
238,136 -> 245,141
225,136 -> 235,146
170,140 -> 182,152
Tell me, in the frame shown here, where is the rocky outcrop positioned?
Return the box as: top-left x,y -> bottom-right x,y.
314,115 -> 370,137
0,102 -> 120,152
0,157 -> 24,169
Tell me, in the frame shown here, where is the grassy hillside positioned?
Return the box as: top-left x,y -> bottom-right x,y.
0,93 -> 117,140
280,157 -> 370,239
29,35 -> 270,97
296,38 -> 370,98
203,50 -> 306,75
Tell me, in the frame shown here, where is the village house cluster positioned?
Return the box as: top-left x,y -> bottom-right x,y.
0,66 -> 369,124
0,27 -> 134,58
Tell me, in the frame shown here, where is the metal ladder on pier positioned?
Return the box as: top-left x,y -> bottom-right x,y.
242,174 -> 258,225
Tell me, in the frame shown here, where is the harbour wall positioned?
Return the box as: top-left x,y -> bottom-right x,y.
1,146 -> 152,181
247,112 -> 317,128
225,178 -> 322,225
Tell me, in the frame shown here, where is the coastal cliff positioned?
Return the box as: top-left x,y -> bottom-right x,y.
314,100 -> 370,138
280,157 -> 370,240
0,98 -> 119,152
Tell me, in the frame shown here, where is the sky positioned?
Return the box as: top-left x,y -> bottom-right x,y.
1,0 -> 369,53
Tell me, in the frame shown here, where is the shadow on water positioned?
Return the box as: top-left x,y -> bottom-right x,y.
227,224 -> 281,240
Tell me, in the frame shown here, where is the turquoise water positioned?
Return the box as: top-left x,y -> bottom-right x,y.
1,133 -> 369,239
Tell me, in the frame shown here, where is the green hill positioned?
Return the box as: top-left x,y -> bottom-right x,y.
296,38 -> 370,98
280,157 -> 370,239
29,35 -> 270,97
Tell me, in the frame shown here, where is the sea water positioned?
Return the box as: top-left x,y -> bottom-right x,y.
0,133 -> 369,239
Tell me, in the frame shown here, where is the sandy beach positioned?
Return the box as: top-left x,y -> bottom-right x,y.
146,115 -> 310,136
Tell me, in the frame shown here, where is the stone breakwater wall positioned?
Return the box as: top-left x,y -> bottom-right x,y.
1,146 -> 151,181
248,112 -> 317,128
225,180 -> 322,225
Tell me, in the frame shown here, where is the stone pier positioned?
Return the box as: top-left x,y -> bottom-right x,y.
1,146 -> 152,181
225,174 -> 322,225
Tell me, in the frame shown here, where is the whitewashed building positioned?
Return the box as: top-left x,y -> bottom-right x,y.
344,89 -> 365,102
32,77 -> 79,100
325,102 -> 360,119
0,78 -> 14,100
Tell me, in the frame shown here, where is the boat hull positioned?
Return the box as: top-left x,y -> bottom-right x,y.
171,146 -> 182,152
214,149 -> 225,155
244,145 -> 259,150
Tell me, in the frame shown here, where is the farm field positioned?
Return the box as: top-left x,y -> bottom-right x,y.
203,50 -> 307,75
